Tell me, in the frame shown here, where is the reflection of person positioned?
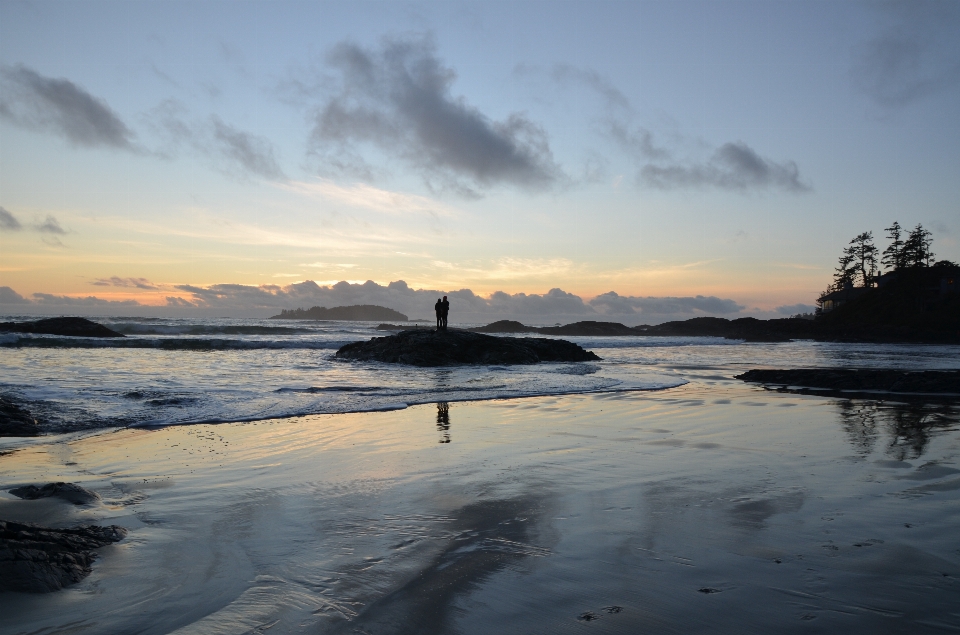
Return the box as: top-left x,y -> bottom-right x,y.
436,401 -> 450,443
435,298 -> 442,330
441,295 -> 450,330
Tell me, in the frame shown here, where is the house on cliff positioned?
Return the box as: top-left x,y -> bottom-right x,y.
819,281 -> 868,313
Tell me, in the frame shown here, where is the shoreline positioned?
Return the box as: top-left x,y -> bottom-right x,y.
2,379 -> 959,632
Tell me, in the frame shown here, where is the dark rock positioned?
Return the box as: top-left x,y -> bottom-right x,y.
641,317 -> 802,342
538,321 -> 640,336
9,482 -> 102,505
0,317 -> 124,338
0,397 -> 40,437
736,369 -> 960,394
0,520 -> 127,592
469,320 -> 538,334
335,329 -> 600,367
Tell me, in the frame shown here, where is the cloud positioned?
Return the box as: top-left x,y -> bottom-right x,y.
167,279 -> 749,324
607,122 -> 672,161
0,286 -> 29,304
775,303 -> 816,316
311,34 -> 562,194
209,116 -> 284,180
282,179 -> 457,217
1,279 -> 759,323
0,64 -> 136,150
36,215 -> 66,234
853,0 -> 960,107
150,101 -> 285,180
0,206 -> 22,230
30,293 -> 141,307
546,64 -> 631,111
0,210 -> 68,244
639,141 -> 810,193
91,276 -> 157,290
589,291 -> 745,317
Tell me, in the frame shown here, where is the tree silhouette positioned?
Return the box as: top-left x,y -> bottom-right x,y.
849,231 -> 878,286
881,221 -> 904,271
832,231 -> 876,289
902,224 -> 935,268
832,245 -> 856,290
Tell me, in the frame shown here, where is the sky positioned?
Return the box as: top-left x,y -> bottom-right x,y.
1,0 -> 958,323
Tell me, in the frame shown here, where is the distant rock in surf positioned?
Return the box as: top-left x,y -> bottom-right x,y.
335,329 -> 600,366
538,321 -> 641,336
0,317 -> 124,338
469,320 -> 537,333
0,520 -> 127,593
0,397 -> 40,437
736,369 -> 960,394
271,304 -> 408,321
9,482 -> 102,505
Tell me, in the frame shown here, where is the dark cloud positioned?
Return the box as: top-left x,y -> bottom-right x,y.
150,101 -> 284,180
589,292 -> 745,316
0,206 -> 22,230
0,64 -> 136,150
312,35 -> 562,194
853,0 -> 960,107
775,303 -> 816,316
640,141 -> 810,193
36,215 -> 66,234
92,276 -> 157,290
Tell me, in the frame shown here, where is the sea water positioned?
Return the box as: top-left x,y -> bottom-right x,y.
1,316 -> 958,433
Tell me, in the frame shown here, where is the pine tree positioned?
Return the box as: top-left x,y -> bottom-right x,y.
833,244 -> 857,290
881,221 -> 904,271
902,224 -> 935,268
848,231 -> 878,286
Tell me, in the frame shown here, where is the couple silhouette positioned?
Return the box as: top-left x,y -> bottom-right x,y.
434,296 -> 449,330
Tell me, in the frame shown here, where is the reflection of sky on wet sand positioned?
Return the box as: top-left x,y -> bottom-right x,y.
1,378 -> 959,633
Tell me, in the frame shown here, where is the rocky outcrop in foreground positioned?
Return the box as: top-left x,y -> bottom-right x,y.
10,482 -> 102,505
1,397 -> 40,436
0,317 -> 124,338
336,329 -> 600,366
0,520 -> 127,592
736,369 -> 960,394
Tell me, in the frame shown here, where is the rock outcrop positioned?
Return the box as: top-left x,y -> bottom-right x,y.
335,329 -> 600,366
469,320 -> 537,334
0,317 -> 124,338
9,482 -> 102,505
0,520 -> 127,592
0,397 -> 40,437
538,321 -> 641,336
736,369 -> 960,394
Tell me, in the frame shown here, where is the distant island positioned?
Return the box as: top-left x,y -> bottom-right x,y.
270,304 -> 408,321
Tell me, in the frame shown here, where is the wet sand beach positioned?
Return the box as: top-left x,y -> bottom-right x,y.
2,374 -> 959,634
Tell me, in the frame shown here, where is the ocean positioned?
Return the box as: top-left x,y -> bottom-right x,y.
2,316 -> 958,433
4,317 -> 960,633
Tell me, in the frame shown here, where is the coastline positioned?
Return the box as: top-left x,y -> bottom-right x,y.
2,377 -> 958,633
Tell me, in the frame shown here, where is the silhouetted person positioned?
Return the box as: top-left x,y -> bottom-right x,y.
435,298 -> 442,330
441,295 -> 449,330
